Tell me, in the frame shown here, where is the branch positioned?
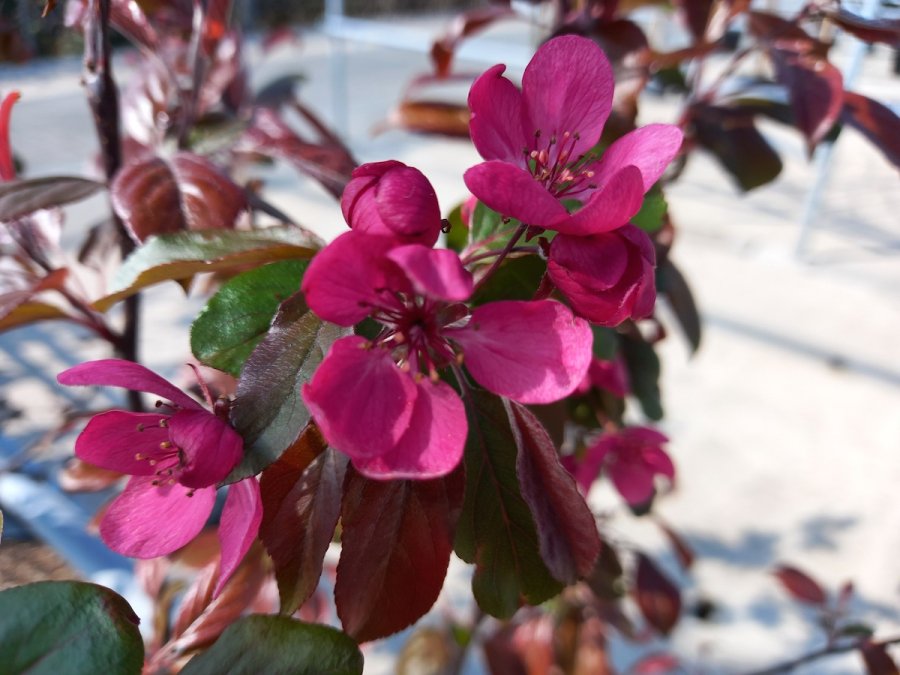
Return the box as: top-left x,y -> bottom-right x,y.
742,635 -> 900,675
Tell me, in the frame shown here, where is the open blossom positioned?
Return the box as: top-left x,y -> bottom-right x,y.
341,160 -> 442,245
58,359 -> 261,595
568,427 -> 674,504
463,35 -> 681,326
464,35 -> 682,236
301,231 -> 592,480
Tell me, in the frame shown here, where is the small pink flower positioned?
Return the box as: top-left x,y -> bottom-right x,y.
341,160 -> 442,245
301,231 -> 592,480
548,224 -> 656,326
58,359 -> 261,596
577,355 -> 631,398
569,427 -> 674,504
463,35 -> 682,236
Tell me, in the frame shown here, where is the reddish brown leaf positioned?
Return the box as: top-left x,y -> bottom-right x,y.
824,10 -> 900,46
509,401 -> 601,583
431,6 -> 515,77
483,613 -> 553,675
259,427 -> 346,615
0,176 -> 105,223
335,467 -> 464,643
773,564 -> 827,605
149,545 -> 267,671
587,539 -> 625,601
862,641 -> 900,675
633,553 -> 681,635
842,91 -> 900,168
689,103 -> 783,190
381,100 -> 472,139
673,0 -> 715,41
748,11 -> 825,53
111,152 -> 247,242
771,49 -> 843,150
238,108 -> 356,200
654,518 -> 695,571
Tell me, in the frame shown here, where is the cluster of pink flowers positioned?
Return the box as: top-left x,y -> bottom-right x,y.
301,160 -> 593,479
465,35 -> 681,325
58,34 -> 680,570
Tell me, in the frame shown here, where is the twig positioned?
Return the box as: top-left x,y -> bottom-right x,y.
741,635 -> 900,675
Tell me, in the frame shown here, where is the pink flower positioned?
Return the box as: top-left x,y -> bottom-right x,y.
301,231 -> 592,480
569,427 -> 674,504
341,160 -> 442,245
577,355 -> 631,398
463,35 -> 682,236
57,359 -> 261,596
547,224 -> 656,326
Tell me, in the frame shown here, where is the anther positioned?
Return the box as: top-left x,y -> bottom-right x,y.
151,479 -> 160,486
440,218 -> 451,233
158,419 -> 169,428
155,400 -> 164,408
149,459 -> 158,466
159,441 -> 173,450
135,423 -> 145,432
134,452 -> 144,460
455,352 -> 465,365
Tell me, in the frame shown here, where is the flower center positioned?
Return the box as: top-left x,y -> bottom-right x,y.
134,417 -> 189,487
369,289 -> 463,380
525,129 -> 598,199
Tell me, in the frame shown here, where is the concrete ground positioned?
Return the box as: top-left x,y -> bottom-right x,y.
1,10 -> 899,674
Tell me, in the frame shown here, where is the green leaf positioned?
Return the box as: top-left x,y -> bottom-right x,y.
470,254 -> 546,305
94,227 -> 319,311
455,389 -> 563,618
622,335 -> 663,420
591,326 -> 619,361
191,260 -> 309,376
632,185 -> 668,233
470,201 -> 519,250
444,202 -> 469,252
228,293 -> 349,480
180,615 -> 363,675
0,581 -> 143,675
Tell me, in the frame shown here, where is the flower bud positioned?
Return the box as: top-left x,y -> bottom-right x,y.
341,160 -> 442,246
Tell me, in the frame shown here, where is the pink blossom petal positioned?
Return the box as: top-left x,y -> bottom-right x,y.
58,359 -> 202,410
551,166 -> 644,235
464,161 -> 567,226
451,300 -> 592,404
343,161 -> 442,246
548,225 -> 655,326
642,447 -> 675,481
354,378 -> 466,480
302,232 -> 409,325
588,357 -> 631,397
622,427 -> 669,446
521,35 -> 613,159
302,336 -> 417,462
468,64 -> 527,165
100,476 -> 216,558
387,245 -> 473,302
341,160 -> 402,224
168,409 -> 243,489
609,461 -> 655,505
587,124 -> 683,193
548,233 -> 629,292
214,478 -> 262,597
74,411 -> 169,474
